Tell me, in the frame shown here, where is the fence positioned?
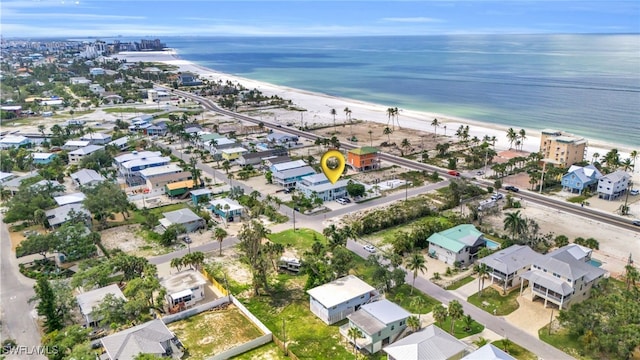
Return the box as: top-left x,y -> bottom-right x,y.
201,268 -> 228,296
161,297 -> 229,324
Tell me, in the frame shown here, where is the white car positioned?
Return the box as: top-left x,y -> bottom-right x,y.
363,245 -> 376,253
630,189 -> 639,196
336,198 -> 348,205
491,193 -> 504,201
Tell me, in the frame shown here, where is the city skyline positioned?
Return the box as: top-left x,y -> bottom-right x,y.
1,0 -> 639,38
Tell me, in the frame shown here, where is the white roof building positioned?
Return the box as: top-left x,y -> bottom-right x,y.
383,324 -> 467,360
54,192 -> 86,206
76,284 -> 126,327
307,275 -> 375,309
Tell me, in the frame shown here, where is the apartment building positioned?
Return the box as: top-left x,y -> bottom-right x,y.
539,129 -> 587,168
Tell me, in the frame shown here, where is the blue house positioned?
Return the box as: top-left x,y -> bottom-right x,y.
32,152 -> 57,165
209,198 -> 243,221
307,275 -> 380,325
190,188 -> 213,205
561,164 -> 602,194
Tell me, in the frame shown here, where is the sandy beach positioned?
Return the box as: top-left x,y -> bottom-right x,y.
115,50 -> 637,171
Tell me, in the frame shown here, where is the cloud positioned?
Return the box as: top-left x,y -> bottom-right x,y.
381,17 -> 443,23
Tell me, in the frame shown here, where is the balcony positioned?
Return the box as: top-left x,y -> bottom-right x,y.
340,324 -> 373,349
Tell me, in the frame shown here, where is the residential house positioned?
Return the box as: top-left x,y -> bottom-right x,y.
103,94 -> 124,104
348,146 -> 380,172
427,224 -> 486,266
54,192 -> 86,206
461,344 -> 516,360
76,284 -> 126,327
69,76 -> 91,85
273,166 -> 316,189
146,122 -> 168,136
296,173 -> 349,201
89,67 -> 105,76
160,270 -> 208,308
270,159 -> 307,173
31,152 -> 56,165
597,170 -> 630,200
266,132 -> 298,146
68,145 -> 104,164
0,135 -> 31,149
220,147 -> 248,161
198,133 -> 224,147
139,164 -> 186,190
107,136 -> 130,151
101,319 -> 181,360
340,299 -> 411,354
520,244 -> 607,309
478,245 -> 544,294
80,132 -> 112,145
160,208 -> 205,233
209,198 -> 243,221
383,324 -> 468,360
147,171 -> 191,193
190,188 -> 212,205
237,148 -> 288,167
164,180 -> 196,197
1,172 -> 37,194
539,129 -> 587,168
263,155 -> 291,167
561,164 -> 603,194
177,72 -> 202,86
70,168 -> 105,188
0,172 -> 16,184
207,137 -> 238,153
307,275 -> 380,325
44,203 -> 91,228
62,140 -> 91,151
147,89 -> 172,102
120,156 -> 171,176
88,84 -> 105,95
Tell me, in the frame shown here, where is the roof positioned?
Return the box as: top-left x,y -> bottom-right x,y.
349,146 -> 379,155
160,270 -> 208,294
272,160 -> 307,172
462,344 -> 516,360
599,170 -> 629,183
101,319 -> 174,360
348,310 -> 386,335
32,152 -> 55,160
0,172 -> 15,182
273,166 -> 316,180
54,192 -> 86,206
114,151 -> 162,164
165,180 -> 195,190
0,135 -> 29,144
220,147 -> 248,154
298,177 -> 349,193
190,188 -> 212,196
521,270 -> 575,296
162,208 -> 202,225
76,284 -> 125,316
209,198 -> 243,212
208,137 -> 236,147
139,164 -> 183,178
267,132 -> 297,141
361,299 -> 411,324
44,204 -> 89,226
108,136 -> 130,146
64,140 -> 91,147
80,132 -> 111,140
306,275 -> 375,308
69,145 -> 104,155
383,324 -> 467,360
478,245 -> 544,275
439,224 -> 484,246
71,169 -> 105,185
121,156 -> 170,169
151,172 -> 192,184
540,245 -> 606,281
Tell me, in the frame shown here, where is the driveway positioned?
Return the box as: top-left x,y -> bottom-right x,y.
503,288 -> 558,337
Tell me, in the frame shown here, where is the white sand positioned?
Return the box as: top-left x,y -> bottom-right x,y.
115,50 -> 637,171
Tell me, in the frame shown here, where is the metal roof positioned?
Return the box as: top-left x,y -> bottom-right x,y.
307,275 -> 375,308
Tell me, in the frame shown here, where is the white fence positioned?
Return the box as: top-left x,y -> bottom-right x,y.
161,297 -> 229,324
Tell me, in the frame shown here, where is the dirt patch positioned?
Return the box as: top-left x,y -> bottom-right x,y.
100,224 -> 150,254
205,249 -> 253,292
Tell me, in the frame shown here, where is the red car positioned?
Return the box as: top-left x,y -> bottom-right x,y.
448,170 -> 461,176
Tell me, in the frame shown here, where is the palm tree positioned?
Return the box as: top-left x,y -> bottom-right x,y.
630,150 -> 639,172
383,127 -> 392,143
344,107 -> 353,135
506,128 -> 517,150
407,315 -> 421,332
591,152 -> 600,164
433,305 -> 448,326
170,257 -> 183,272
431,118 -> 440,137
330,108 -> 337,134
386,107 -> 395,129
518,129 -> 527,151
394,107 -> 400,129
503,210 -> 527,241
448,300 -> 464,335
406,252 -> 427,294
474,263 -> 490,297
214,227 -> 228,256
462,314 -> 474,332
625,264 -> 639,291
400,138 -> 411,156
347,326 -> 362,357
222,160 -> 231,175
368,130 -> 373,146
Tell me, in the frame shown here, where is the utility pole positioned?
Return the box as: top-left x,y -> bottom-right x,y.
282,318 -> 288,356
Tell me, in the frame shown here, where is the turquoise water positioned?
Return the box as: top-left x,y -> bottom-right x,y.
588,258 -> 603,268
485,240 -> 501,250
164,35 -> 640,147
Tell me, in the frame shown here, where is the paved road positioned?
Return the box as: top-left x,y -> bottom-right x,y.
345,239 -> 574,360
0,214 -> 46,359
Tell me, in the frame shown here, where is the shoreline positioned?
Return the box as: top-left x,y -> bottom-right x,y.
115,50 -> 636,165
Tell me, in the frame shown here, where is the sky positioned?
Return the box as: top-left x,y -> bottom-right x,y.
1,0 -> 639,38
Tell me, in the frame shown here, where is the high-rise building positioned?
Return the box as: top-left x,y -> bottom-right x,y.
539,129 -> 587,168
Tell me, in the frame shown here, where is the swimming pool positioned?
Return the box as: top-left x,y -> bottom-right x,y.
588,258 -> 603,267
485,240 -> 501,250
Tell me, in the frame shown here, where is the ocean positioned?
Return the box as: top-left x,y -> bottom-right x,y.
163,35 -> 640,148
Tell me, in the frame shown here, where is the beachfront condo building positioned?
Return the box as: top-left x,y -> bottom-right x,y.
539,129 -> 587,168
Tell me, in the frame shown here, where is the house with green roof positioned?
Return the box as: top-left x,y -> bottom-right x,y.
427,224 -> 486,266
348,146 -> 380,172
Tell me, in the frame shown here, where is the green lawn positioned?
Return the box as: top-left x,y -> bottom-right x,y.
232,343 -> 288,360
385,284 -> 439,314
467,287 -> 520,316
168,305 -> 263,359
267,228 -> 327,252
491,340 -> 537,360
446,276 -> 475,290
538,325 -> 589,360
434,317 -> 485,339
239,275 -> 354,360
103,107 -> 163,113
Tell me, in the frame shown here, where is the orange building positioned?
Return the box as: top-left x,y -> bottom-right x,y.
347,147 -> 380,172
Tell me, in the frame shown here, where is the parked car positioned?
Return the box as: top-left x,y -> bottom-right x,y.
630,189 -> 639,196
336,198 -> 348,205
476,170 -> 485,176
340,197 -> 351,203
363,244 -> 376,253
633,220 -> 640,226
491,193 -> 504,201
448,170 -> 461,177
505,185 -> 520,192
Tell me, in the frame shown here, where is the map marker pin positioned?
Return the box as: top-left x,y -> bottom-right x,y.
320,149 -> 345,184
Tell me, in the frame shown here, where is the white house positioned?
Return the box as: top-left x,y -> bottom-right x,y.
76,284 -> 126,327
427,224 -> 486,265
383,324 -> 467,360
478,245 -> 544,294
307,275 -> 380,325
160,270 -> 208,308
80,132 -> 112,145
597,170 -> 630,200
101,320 -> 180,360
70,168 -> 105,188
0,135 -> 30,149
68,145 -> 104,164
296,173 -> 349,201
62,140 -> 91,151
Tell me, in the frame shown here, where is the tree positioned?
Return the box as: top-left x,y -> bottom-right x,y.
625,264 -> 639,291
406,252 -> 427,294
431,118 -> 440,136
506,128 -> 517,150
433,305 -> 448,326
330,108 -> 337,133
346,181 -> 366,198
237,220 -> 271,295
160,223 -> 185,246
407,315 -> 421,332
448,300 -> 464,335
383,126 -> 393,143
32,277 -> 64,333
463,314 -> 474,332
554,234 -> 569,248
474,263 -> 489,297
347,326 -> 361,357
503,210 -> 526,241
214,227 -> 228,256
82,181 -> 131,229
400,138 -> 411,156
170,257 -> 184,272
41,325 -> 90,360
518,129 -> 527,151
